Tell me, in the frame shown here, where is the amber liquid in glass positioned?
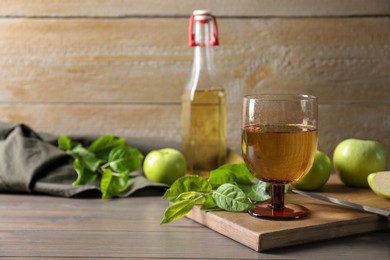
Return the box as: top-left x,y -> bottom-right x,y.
241,124 -> 317,184
182,89 -> 227,178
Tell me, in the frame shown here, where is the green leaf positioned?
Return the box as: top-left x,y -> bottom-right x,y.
160,194 -> 204,225
200,195 -> 221,211
207,163 -> 253,189
125,147 -> 144,169
58,136 -> 73,150
208,163 -> 253,189
175,191 -> 198,201
175,191 -> 207,205
88,135 -> 126,161
58,134 -> 145,199
238,179 -> 271,202
108,146 -> 144,174
71,145 -> 103,172
116,177 -> 136,196
162,176 -> 212,201
160,199 -> 196,224
212,183 -> 253,212
72,159 -> 98,186
219,163 -> 254,184
208,168 -> 236,189
100,169 -> 129,199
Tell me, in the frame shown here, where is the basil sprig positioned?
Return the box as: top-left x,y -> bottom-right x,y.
160,163 -> 273,224
58,135 -> 144,199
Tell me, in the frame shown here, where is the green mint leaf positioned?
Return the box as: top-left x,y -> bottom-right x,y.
58,136 -> 73,150
238,179 -> 271,202
100,169 -> 116,199
212,183 -> 253,212
208,163 -> 253,189
160,199 -> 196,224
71,145 -> 103,172
108,158 -> 132,175
72,159 -> 98,186
125,147 -> 144,169
101,169 -> 128,199
108,146 -> 144,174
200,195 -> 221,211
162,176 -> 212,201
175,191 -> 199,201
219,163 -> 254,184
88,135 -> 126,161
160,194 -> 204,225
208,168 -> 236,189
58,134 -> 143,199
175,191 -> 207,205
117,177 -> 136,196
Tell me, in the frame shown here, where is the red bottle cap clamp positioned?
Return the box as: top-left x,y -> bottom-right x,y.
188,10 -> 219,47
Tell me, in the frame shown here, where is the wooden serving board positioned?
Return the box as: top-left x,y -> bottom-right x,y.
186,174 -> 390,252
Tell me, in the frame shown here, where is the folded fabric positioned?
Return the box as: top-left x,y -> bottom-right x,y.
0,121 -> 168,198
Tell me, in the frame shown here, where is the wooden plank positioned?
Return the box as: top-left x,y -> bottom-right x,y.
0,104 -> 181,142
0,230 -> 253,258
186,174 -> 390,252
0,0 -> 389,17
0,194 -> 388,258
0,197 -> 262,259
0,195 -> 202,232
0,18 -> 188,104
0,18 -> 389,104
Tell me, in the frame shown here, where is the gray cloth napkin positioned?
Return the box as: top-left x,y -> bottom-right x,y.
0,121 -> 169,198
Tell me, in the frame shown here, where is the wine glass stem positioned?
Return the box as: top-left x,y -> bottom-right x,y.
271,184 -> 285,210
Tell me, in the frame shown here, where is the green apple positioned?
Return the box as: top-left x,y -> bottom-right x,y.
333,138 -> 387,188
143,148 -> 186,185
292,150 -> 332,191
368,171 -> 390,199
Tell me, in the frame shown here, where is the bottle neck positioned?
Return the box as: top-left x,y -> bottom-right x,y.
193,45 -> 214,73
192,20 -> 215,75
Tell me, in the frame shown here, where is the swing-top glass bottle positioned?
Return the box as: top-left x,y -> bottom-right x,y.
181,10 -> 226,178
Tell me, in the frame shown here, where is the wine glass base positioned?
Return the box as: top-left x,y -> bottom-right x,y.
248,202 -> 309,220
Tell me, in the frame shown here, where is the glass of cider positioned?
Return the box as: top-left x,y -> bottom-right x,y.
241,94 -> 318,219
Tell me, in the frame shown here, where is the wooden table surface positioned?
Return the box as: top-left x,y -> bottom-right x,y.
0,193 -> 389,259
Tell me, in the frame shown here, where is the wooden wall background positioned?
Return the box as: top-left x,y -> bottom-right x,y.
0,0 -> 389,167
